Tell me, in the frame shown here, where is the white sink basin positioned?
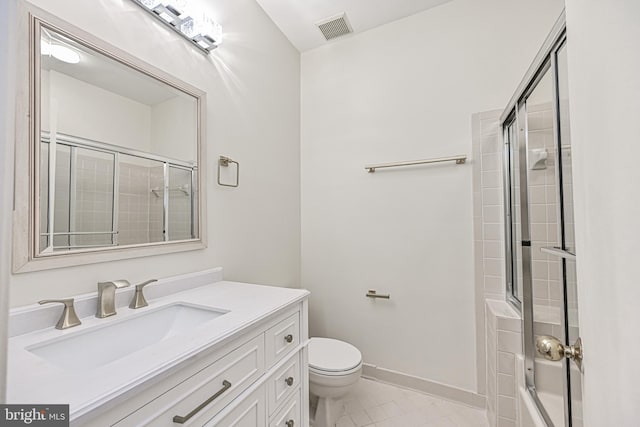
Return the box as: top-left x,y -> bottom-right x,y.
27,303 -> 228,370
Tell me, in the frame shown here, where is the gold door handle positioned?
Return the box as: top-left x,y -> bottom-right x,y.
536,336 -> 583,370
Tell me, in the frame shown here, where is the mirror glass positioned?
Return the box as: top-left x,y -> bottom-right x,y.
37,25 -> 200,255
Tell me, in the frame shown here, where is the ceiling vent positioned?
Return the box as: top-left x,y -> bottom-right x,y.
316,13 -> 353,41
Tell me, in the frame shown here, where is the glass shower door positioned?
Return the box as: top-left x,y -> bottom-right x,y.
525,64 -> 567,427
504,35 -> 583,427
554,41 -> 583,427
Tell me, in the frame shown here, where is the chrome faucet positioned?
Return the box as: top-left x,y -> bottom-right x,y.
96,280 -> 130,318
129,279 -> 158,309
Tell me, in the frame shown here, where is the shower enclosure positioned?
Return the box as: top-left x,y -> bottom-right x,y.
501,15 -> 582,427
39,132 -> 197,253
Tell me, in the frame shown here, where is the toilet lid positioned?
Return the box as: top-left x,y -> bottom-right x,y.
309,337 -> 362,373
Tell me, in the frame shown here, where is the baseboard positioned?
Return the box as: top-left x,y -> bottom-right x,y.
361,363 -> 486,409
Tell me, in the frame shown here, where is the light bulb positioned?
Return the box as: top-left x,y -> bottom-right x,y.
139,0 -> 162,9
180,13 -> 222,47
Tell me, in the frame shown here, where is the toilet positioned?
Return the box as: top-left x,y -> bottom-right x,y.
308,337 -> 363,427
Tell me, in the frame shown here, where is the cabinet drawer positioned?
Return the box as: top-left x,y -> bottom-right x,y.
269,388 -> 301,427
204,385 -> 266,427
267,351 -> 301,416
266,311 -> 300,367
114,335 -> 265,426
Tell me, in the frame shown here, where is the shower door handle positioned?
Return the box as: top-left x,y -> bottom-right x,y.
536,335 -> 583,370
540,246 -> 576,260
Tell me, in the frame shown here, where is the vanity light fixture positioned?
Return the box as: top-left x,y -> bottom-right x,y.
130,0 -> 223,53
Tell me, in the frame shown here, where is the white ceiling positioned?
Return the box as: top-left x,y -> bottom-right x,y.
42,28 -> 182,106
254,0 -> 453,52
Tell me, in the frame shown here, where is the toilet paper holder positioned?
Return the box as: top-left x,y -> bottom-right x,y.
366,290 -> 390,299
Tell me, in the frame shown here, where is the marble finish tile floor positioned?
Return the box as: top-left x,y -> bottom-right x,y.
334,378 -> 489,427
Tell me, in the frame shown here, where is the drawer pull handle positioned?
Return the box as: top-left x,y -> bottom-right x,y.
285,376 -> 294,386
172,380 -> 232,424
286,420 -> 295,427
284,334 -> 294,343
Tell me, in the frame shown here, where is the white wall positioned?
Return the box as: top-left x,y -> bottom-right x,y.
6,0 -> 301,307
151,95 -> 197,162
45,70 -> 152,152
301,0 -> 563,393
42,69 -> 198,162
0,0 -> 17,402
565,0 -> 640,424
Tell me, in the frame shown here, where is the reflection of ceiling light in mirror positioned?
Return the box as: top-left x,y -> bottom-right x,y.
41,30 -> 80,64
50,45 -> 81,64
40,39 -> 51,55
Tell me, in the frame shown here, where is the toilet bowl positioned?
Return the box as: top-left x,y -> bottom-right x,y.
309,337 -> 362,427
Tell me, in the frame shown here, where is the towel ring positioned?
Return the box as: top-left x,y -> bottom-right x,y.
217,156 -> 239,187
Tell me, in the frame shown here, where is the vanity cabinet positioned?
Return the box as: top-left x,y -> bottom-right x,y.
208,385 -> 266,427
83,302 -> 308,427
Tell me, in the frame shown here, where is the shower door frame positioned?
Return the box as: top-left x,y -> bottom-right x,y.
40,132 -> 198,252
500,11 -> 579,427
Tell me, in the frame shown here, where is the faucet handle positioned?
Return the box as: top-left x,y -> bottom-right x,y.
129,279 -> 158,309
39,298 -> 82,330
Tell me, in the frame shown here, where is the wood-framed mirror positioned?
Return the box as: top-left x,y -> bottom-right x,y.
13,6 -> 207,273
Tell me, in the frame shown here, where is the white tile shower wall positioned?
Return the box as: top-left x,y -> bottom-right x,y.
118,161 -> 154,246
46,151 -> 115,249
74,153 -> 114,247
47,158 -> 192,249
473,112 -> 525,427
526,103 -> 563,312
485,300 -> 522,427
167,167 -> 193,241
472,110 -> 506,301
53,149 -> 71,247
148,166 -> 164,243
472,109 -> 505,403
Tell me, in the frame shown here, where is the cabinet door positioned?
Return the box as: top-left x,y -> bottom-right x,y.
114,335 -> 264,426
266,312 -> 300,367
269,388 -> 301,427
267,351 -> 300,416
205,386 -> 266,427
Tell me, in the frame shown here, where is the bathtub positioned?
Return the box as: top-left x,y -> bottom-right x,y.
516,355 -> 583,427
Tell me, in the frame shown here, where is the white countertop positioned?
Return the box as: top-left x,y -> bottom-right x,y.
7,280 -> 309,420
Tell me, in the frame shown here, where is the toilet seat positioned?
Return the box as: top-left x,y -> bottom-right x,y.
309,337 -> 362,376
309,364 -> 362,376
